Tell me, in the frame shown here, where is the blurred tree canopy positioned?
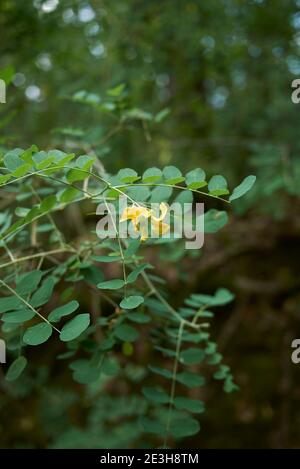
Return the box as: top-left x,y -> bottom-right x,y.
1,0 -> 300,173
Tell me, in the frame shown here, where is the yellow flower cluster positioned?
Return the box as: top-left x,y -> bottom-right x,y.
120,203 -> 169,241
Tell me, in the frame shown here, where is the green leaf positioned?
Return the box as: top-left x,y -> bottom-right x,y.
174,397 -> 205,414
23,323 -> 53,346
148,365 -> 173,379
150,186 -> 173,203
140,417 -> 165,436
224,377 -> 239,393
154,108 -> 170,123
213,365 -> 230,380
155,346 -> 176,358
107,83 -> 125,97
124,239 -> 141,257
204,341 -> 217,355
72,90 -> 100,105
2,323 -> 19,333
60,187 -> 80,203
144,298 -> 169,314
92,254 -> 122,263
117,168 -> 140,183
97,279 -> 125,290
2,309 -> 35,323
120,295 -> 144,309
114,324 -> 139,342
204,209 -> 228,233
124,108 -> 152,121
142,167 -> 162,182
54,127 -> 84,138
208,175 -> 229,196
66,168 -> 87,183
70,359 -> 101,384
180,348 -> 205,365
0,174 -> 12,185
60,313 -> 90,342
81,265 -> 104,285
207,353 -> 223,365
16,270 -> 42,296
4,149 -> 23,171
0,65 -> 15,85
176,372 -> 206,388
48,300 -> 79,323
127,312 -> 151,323
48,150 -> 75,166
163,165 -> 185,184
6,356 -> 27,381
126,186 -> 150,202
105,187 -> 119,199
185,168 -> 207,189
76,155 -> 95,170
102,356 -> 120,376
12,163 -> 32,177
24,207 -> 41,224
32,151 -> 54,169
127,263 -> 152,283
142,386 -> 169,404
30,277 -> 55,308
20,145 -> 38,164
99,337 -> 116,352
0,296 -> 23,313
229,175 -> 256,201
190,288 -> 234,307
170,417 -> 200,438
174,189 -> 193,208
40,195 -> 57,212
15,207 -> 30,217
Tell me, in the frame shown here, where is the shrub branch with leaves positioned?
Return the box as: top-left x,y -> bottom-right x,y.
0,144 -> 255,447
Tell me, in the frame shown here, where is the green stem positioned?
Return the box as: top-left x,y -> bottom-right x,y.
29,183 -> 65,247
103,199 -> 127,295
0,248 -> 75,271
0,280 -> 60,333
115,182 -> 230,204
164,321 -> 184,448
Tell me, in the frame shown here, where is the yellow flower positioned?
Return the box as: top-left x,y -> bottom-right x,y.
120,205 -> 151,240
151,202 -> 170,236
120,202 -> 169,241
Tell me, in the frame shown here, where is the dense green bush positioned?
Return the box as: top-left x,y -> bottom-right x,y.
0,130 -> 255,447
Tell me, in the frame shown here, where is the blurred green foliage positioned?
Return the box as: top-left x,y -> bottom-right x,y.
1,1 -> 300,173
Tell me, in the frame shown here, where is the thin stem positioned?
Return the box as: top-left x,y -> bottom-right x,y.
0,279 -> 60,333
1,239 -> 15,262
192,304 -> 209,325
98,124 -> 123,146
164,321 -> 184,448
140,269 -> 200,330
29,183 -> 65,247
0,248 -> 75,270
36,173 -> 93,198
0,194 -> 90,242
0,164 -> 142,213
121,239 -> 201,330
115,182 -> 230,204
103,199 -> 127,295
